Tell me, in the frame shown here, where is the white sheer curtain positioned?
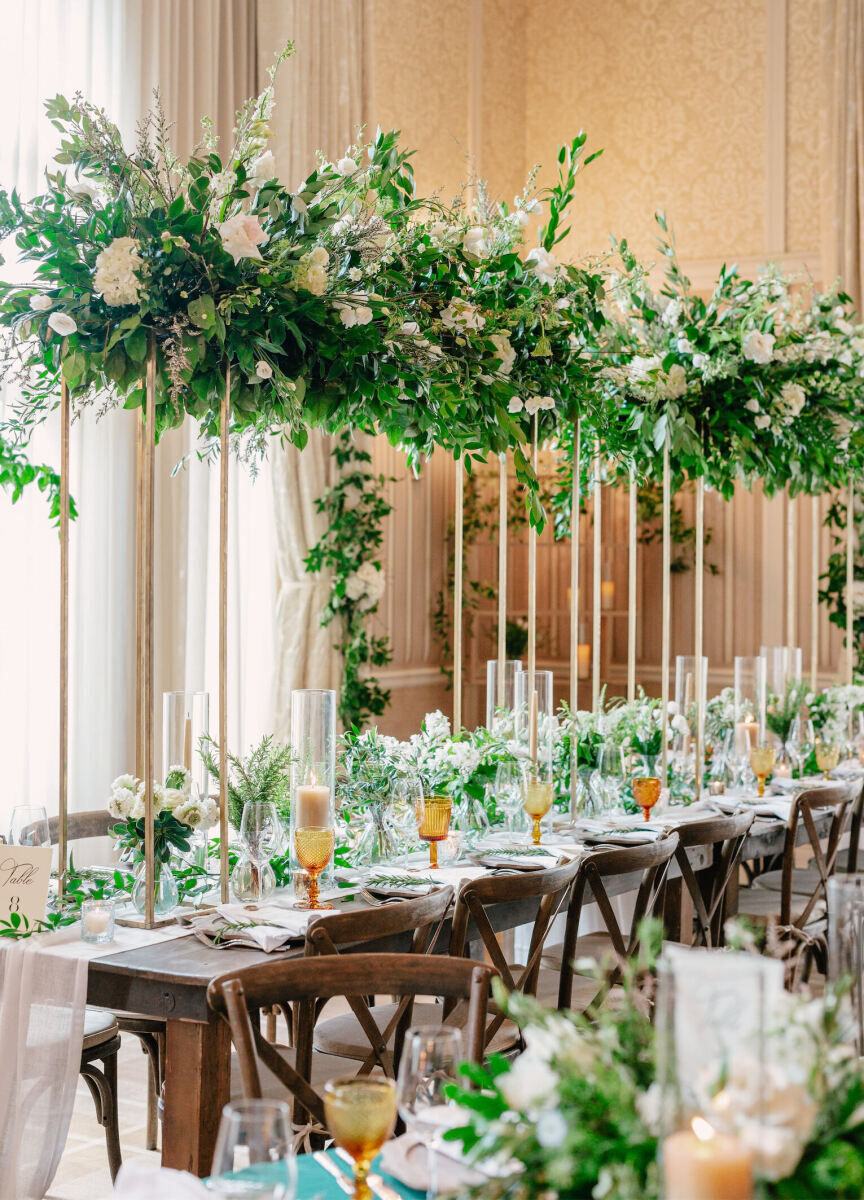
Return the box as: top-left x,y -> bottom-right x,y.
0,1 -> 272,835
257,0 -> 365,736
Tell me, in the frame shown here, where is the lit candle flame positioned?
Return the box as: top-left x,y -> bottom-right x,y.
692,1117 -> 715,1142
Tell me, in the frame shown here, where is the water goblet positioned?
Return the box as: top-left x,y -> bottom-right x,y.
632,776 -> 661,822
292,825 -> 335,911
208,1098 -> 297,1199
236,801 -> 283,902
392,773 -> 422,862
413,795 -> 452,868
788,716 -> 815,775
323,1077 -> 398,1200
396,1026 -> 464,1199
9,805 -> 49,846
522,772 -> 553,845
591,744 -> 626,813
494,760 -> 526,832
815,740 -> 840,780
749,744 -> 776,796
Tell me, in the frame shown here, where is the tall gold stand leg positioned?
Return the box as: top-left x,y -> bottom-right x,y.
660,439 -> 671,788
220,366 -> 231,904
58,380 -> 70,903
453,458 -> 464,732
811,495 -> 820,690
591,456 -> 601,712
496,454 -> 507,712
627,466 -> 637,702
694,477 -> 705,799
569,420 -> 581,817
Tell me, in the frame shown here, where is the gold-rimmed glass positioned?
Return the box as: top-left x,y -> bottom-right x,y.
632,776 -> 661,822
749,744 -> 776,797
815,741 -> 840,780
522,774 -> 554,845
323,1077 -> 397,1200
413,795 -> 452,868
292,826 -> 335,911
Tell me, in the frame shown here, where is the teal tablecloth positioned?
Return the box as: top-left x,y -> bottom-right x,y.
210,1147 -> 424,1199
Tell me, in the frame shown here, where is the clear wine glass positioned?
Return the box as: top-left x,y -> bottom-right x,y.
208,1099 -> 297,1199
392,773 -> 422,863
396,1026 -> 464,1200
494,760 -> 526,832
9,805 -> 50,846
237,801 -> 283,904
788,716 -> 815,775
590,744 -> 625,813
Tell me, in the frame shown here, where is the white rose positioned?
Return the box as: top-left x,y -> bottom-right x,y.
309,246 -> 329,267
742,329 -> 775,363
628,354 -> 661,382
676,337 -> 693,354
255,360 -> 273,380
498,1051 -> 559,1110
663,363 -> 687,398
524,396 -> 542,415
692,353 -> 709,370
304,264 -> 328,295
672,714 -> 690,736
440,298 -> 485,331
462,225 -> 490,258
836,317 -> 854,335
127,789 -> 145,820
780,380 -> 806,417
754,412 -> 771,429
218,213 -> 268,264
47,312 -> 77,336
538,395 -> 556,410
248,150 -> 275,184
744,397 -> 761,413
336,156 -> 358,175
401,321 -> 420,337
508,397 -> 524,413
525,246 -> 558,286
159,786 -> 186,812
29,294 -> 53,312
490,332 -> 516,376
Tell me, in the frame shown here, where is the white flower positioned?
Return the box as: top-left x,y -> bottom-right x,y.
174,797 -> 218,830
523,198 -> 542,214
348,267 -> 363,282
68,180 -> 97,200
498,1051 -> 559,1110
255,360 -> 273,380
248,150 -> 275,184
508,396 -> 524,413
744,397 -> 761,413
111,774 -> 137,792
628,354 -> 661,382
512,209 -> 530,229
159,786 -> 187,812
525,246 -> 558,286
439,298 -> 485,332
742,329 -> 775,363
490,332 -> 515,376
663,363 -> 687,398
336,155 -> 358,175
836,317 -> 854,335
462,225 -> 490,258
29,294 -> 53,312
93,236 -> 142,307
47,311 -> 77,336
334,295 -> 374,327
671,714 -> 690,736
209,169 -> 235,197
692,352 -> 709,370
309,246 -> 329,267
345,560 -> 385,611
676,337 -> 693,354
537,395 -> 556,410
754,412 -> 771,430
401,321 -> 420,337
535,1110 -> 568,1149
218,213 -> 268,264
779,380 -> 806,418
661,298 -> 683,326
304,264 -> 328,294
525,396 -> 542,415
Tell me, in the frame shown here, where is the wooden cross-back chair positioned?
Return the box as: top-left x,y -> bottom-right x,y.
669,812 -> 755,947
545,832 -> 680,1010
742,785 -> 853,928
844,780 -> 864,872
300,885 -> 453,1075
446,857 -> 583,1048
208,953 -> 496,1134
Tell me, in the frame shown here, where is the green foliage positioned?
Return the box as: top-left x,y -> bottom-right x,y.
765,679 -> 807,744
112,809 -> 192,867
820,494 -> 864,673
199,733 -> 292,828
304,432 -> 393,728
0,431 -> 76,522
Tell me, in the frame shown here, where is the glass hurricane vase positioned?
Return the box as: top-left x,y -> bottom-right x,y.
131,861 -> 179,919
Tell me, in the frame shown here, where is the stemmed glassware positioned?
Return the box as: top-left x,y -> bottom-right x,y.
293,826 -> 335,910
749,744 -> 776,797
232,801 -> 282,904
323,1077 -> 397,1200
396,1027 -> 464,1200
414,795 -> 452,868
632,776 -> 661,822
787,716 -> 815,776
8,805 -> 50,846
208,1099 -> 297,1199
392,773 -> 422,862
815,739 -> 840,780
590,745 -> 626,813
494,761 -> 527,832
522,770 -> 554,845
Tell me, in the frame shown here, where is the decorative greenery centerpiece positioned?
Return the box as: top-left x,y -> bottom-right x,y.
765,679 -> 808,745
806,684 -> 864,750
199,733 -> 292,829
107,766 -> 216,866
447,928 -> 864,1200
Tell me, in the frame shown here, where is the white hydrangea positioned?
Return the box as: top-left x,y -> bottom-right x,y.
294,248 -> 329,295
345,560 -> 385,611
489,332 -> 515,376
779,380 -> 806,420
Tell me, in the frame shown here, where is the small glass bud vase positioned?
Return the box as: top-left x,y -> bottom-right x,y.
80,898 -> 115,944
131,862 -> 179,919
231,855 -> 277,903
290,689 -> 337,910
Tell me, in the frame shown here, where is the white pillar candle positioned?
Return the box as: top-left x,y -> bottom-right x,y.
663,1119 -> 753,1200
295,785 -> 331,829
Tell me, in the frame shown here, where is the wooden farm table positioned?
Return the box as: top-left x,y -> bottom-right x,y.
86,840 -> 711,1176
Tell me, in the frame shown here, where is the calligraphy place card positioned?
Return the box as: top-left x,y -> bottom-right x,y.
0,845 -> 53,926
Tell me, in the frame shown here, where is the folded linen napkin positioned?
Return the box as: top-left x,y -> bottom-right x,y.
473,846 -> 563,870
113,1162 -> 210,1197
571,818 -> 661,844
364,871 -> 438,897
714,796 -> 793,821
188,902 -> 317,952
381,1131 -> 487,1194
771,774 -> 836,791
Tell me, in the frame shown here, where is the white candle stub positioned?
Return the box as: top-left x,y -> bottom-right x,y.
296,784 -> 330,828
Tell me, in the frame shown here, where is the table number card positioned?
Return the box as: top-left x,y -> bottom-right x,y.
0,845 -> 53,926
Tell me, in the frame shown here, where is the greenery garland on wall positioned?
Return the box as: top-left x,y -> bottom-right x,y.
821,494 -> 864,673
304,431 -> 394,728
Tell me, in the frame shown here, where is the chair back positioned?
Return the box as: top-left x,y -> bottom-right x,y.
670,812 -> 755,947
303,886 -> 454,1072
32,810 -> 115,846
845,780 -> 864,872
557,832 -> 679,1008
207,953 -> 495,1130
778,785 -> 852,926
448,858 -> 582,1044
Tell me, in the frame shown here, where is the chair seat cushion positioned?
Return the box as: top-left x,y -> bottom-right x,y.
753,868 -> 827,896
736,886 -> 826,926
313,1001 -> 520,1059
230,1043 -> 359,1102
83,1007 -> 119,1051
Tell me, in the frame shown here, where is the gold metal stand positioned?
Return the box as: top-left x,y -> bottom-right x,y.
497,453 -> 507,710
811,495 -> 820,689
569,419 -> 581,815
847,479 -> 855,686
527,417 -> 538,700
219,366 -> 231,903
693,476 -> 705,798
591,456 -> 601,711
627,465 -> 637,702
58,381 -> 70,903
787,492 -> 797,647
143,341 -> 156,927
660,438 -> 671,787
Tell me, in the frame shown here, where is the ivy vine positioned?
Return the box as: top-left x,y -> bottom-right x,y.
820,494 -> 864,672
305,432 -> 394,728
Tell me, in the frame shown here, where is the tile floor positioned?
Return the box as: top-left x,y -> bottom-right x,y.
47,1034 -> 160,1199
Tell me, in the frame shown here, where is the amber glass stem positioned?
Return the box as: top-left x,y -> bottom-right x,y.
353,1157 -> 371,1200
640,806 -> 651,821
531,819 -> 542,845
757,776 -> 765,797
307,871 -> 320,908
428,841 -> 438,869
